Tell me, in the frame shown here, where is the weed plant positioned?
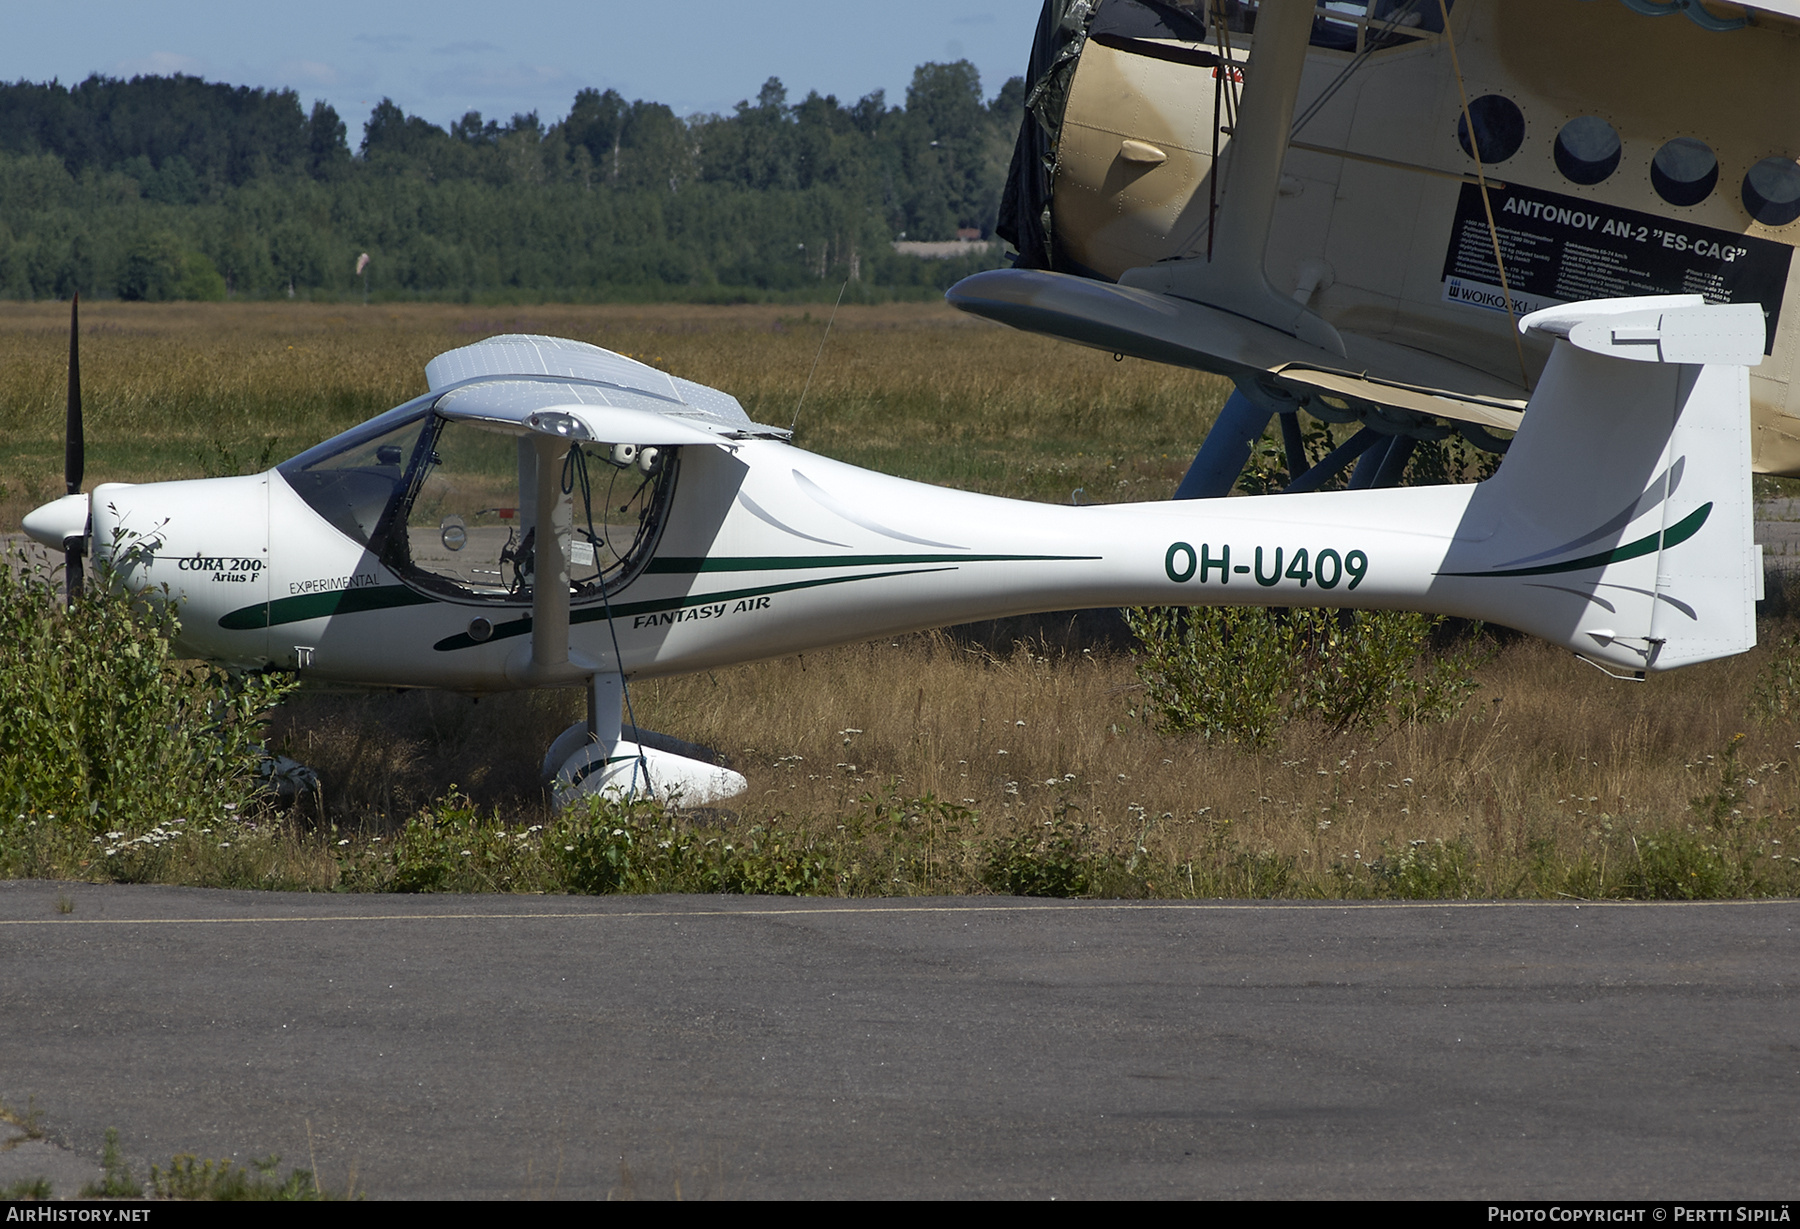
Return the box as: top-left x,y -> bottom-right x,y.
1124,605 -> 1491,745
73,1127 -> 345,1201
149,1153 -> 335,1201
0,1095 -> 44,1145
1752,630 -> 1800,724
83,1128 -> 142,1198
0,549 -> 294,875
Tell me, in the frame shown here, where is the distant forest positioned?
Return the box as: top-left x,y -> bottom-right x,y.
0,67 -> 1023,302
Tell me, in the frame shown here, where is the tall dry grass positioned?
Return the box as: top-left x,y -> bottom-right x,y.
0,300 -> 1226,528
260,615 -> 1800,897
624,622 -> 1800,895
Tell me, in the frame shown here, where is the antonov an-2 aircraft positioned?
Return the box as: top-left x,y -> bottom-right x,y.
954,0 -> 1800,496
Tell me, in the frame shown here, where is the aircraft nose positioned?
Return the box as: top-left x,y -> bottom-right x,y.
22,492 -> 90,548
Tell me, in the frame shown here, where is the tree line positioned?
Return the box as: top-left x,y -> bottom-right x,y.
0,66 -> 1023,302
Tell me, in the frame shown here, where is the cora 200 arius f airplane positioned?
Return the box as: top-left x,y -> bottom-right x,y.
22,293 -> 1768,807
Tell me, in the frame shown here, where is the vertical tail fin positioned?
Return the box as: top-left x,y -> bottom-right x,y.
1438,295 -> 1763,675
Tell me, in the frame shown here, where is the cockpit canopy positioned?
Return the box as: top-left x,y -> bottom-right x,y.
278,405 -> 678,601
276,334 -> 789,605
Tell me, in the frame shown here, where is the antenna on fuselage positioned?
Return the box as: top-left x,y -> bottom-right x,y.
790,278 -> 849,436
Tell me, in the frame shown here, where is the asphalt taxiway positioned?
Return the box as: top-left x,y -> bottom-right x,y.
2,883 -> 1795,1199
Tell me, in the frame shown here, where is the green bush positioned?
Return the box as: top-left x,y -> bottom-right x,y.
1123,605 -> 1294,746
556,800 -> 709,894
558,802 -> 833,896
981,814 -> 1115,897
1626,829 -> 1738,899
344,792 -> 838,896
837,791 -> 980,895
366,791 -> 558,894
0,551 -> 293,854
1365,837 -> 1479,899
1125,605 -> 1488,747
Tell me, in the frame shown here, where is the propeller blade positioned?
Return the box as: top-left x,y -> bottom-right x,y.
65,292 -> 82,496
64,292 -> 85,601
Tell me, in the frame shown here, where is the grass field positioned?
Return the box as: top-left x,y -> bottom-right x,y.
0,299 -> 1220,528
5,300 -> 1799,899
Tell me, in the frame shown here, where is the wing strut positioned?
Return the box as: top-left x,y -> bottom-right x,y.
1119,0 -> 1344,357
506,414 -> 598,687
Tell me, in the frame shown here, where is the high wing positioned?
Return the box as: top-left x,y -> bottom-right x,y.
425,333 -> 792,440
433,382 -> 731,448
947,265 -> 1526,435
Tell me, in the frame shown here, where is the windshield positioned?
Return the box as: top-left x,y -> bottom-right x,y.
277,408 -> 432,547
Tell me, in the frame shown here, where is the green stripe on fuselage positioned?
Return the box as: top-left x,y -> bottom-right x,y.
645,552 -> 1097,573
223,553 -> 1100,641
1439,503 -> 1712,579
431,566 -> 958,651
218,584 -> 433,631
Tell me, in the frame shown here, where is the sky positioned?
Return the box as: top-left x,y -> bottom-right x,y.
2,2 -> 1047,137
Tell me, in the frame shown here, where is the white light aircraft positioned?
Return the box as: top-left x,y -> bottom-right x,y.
21,289 -> 1768,807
